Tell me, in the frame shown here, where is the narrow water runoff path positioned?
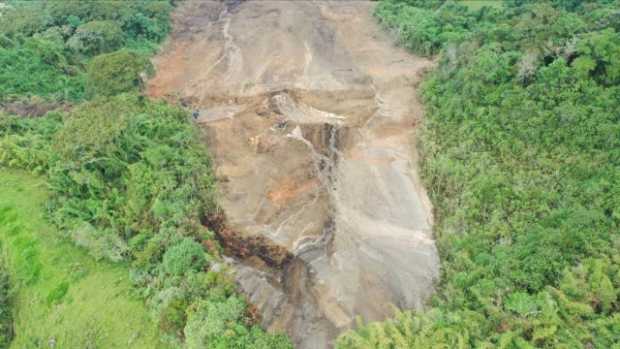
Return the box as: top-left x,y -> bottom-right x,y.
148,1 -> 439,347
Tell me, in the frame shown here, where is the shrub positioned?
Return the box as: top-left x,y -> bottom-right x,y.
34,26 -> 71,46
374,0 -> 478,56
24,37 -> 69,71
184,296 -> 247,349
375,3 -> 442,56
162,239 -> 209,276
66,20 -> 124,56
0,2 -> 50,37
123,2 -> 173,42
158,296 -> 188,337
184,296 -> 293,349
85,50 -> 152,97
0,38 -> 85,101
46,1 -> 131,26
0,111 -> 61,172
70,223 -> 128,262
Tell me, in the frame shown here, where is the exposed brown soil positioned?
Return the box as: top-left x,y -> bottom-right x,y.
148,1 -> 439,348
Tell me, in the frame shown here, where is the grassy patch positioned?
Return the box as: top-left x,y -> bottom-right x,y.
0,170 -> 166,348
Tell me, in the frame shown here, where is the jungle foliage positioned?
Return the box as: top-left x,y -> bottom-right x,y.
0,0 -> 171,101
339,0 -> 620,348
0,1 -> 291,348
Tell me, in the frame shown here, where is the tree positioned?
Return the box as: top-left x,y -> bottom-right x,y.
85,50 -> 152,97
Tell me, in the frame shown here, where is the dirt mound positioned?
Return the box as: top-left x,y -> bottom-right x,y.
148,1 -> 439,348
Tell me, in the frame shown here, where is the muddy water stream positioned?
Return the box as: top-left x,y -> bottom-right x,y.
148,1 -> 439,347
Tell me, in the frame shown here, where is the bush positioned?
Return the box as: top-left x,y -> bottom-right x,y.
46,1 -> 131,27
375,3 -> 442,56
0,38 -> 85,101
162,239 -> 209,276
85,50 -> 152,97
374,0 -> 479,56
0,2 -> 50,37
70,223 -> 128,262
184,296 -> 293,349
123,2 -> 173,42
0,111 -> 61,172
66,20 -> 124,56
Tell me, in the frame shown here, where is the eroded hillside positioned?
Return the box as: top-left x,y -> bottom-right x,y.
148,1 -> 439,347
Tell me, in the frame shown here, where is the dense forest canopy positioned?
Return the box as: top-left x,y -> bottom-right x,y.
338,0 -> 620,348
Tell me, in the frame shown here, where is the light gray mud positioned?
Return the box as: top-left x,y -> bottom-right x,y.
148,1 -> 439,348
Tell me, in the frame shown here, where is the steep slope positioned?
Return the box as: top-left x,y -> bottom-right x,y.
148,1 -> 439,347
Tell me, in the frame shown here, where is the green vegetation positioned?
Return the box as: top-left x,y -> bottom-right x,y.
0,246 -> 13,348
0,0 -> 171,101
462,1 -> 504,10
85,50 -> 153,97
0,1 -> 292,348
184,297 -> 291,349
0,170 -> 164,348
0,92 -> 292,348
162,239 -> 211,277
338,0 -> 620,348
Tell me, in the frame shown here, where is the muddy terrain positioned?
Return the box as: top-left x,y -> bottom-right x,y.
148,1 -> 439,347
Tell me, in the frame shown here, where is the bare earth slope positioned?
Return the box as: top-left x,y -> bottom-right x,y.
148,1 -> 439,347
